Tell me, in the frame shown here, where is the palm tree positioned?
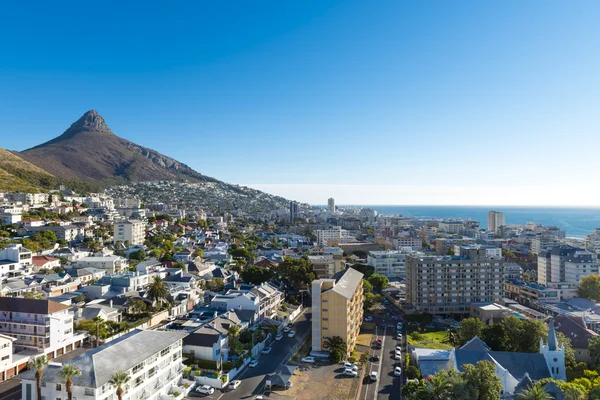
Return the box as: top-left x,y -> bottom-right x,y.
109,371 -> 131,400
516,385 -> 552,400
227,325 -> 240,355
92,316 -> 104,348
59,364 -> 82,400
323,336 -> 347,362
423,373 -> 452,400
29,355 -> 48,400
147,276 -> 169,306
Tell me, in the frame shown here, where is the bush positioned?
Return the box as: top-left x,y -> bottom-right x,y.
282,304 -> 288,312
405,354 -> 411,368
183,383 -> 190,389
194,371 -> 201,377
193,359 -> 219,370
410,331 -> 423,341
172,392 -> 181,397
406,366 -> 422,380
221,375 -> 228,384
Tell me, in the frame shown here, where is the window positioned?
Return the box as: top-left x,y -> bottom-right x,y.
1,355 -> 8,361
56,384 -> 62,391
323,309 -> 328,312
84,388 -> 94,396
322,299 -> 328,303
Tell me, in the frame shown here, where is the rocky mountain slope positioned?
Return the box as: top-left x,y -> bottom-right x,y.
0,148 -> 52,192
19,110 -> 217,185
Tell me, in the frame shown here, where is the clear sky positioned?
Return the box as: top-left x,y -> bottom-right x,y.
1,1 -> 599,206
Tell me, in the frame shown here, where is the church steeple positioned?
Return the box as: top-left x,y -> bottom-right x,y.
540,319 -> 566,381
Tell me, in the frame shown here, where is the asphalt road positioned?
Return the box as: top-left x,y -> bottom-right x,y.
359,302 -> 404,400
204,311 -> 312,400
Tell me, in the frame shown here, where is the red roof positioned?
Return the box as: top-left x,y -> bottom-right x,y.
32,255 -> 60,267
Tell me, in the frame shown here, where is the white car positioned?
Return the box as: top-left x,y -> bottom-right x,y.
343,368 -> 358,377
394,366 -> 402,376
343,362 -> 358,371
395,351 -> 402,360
365,316 -> 373,321
249,359 -> 258,368
301,356 -> 316,363
229,380 -> 241,390
396,346 -> 402,352
275,333 -> 283,341
262,347 -> 272,355
283,327 -> 291,333
288,330 -> 296,337
370,371 -> 378,381
196,385 -> 215,395
397,334 -> 403,340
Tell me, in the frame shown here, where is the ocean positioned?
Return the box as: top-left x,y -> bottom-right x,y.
337,206 -> 600,238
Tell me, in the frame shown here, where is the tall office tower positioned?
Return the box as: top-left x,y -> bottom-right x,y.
487,211 -> 505,234
289,201 -> 299,223
328,198 -> 336,213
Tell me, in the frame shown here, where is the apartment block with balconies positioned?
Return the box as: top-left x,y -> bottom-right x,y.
19,329 -> 188,400
311,267 -> 364,357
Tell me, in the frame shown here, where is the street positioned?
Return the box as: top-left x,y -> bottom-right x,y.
360,301 -> 404,400
205,311 -> 312,400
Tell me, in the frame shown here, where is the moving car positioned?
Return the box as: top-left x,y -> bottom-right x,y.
262,347 -> 272,355
275,333 -> 284,341
301,356 -> 316,363
364,316 -> 373,322
344,368 -> 358,377
249,359 -> 258,368
394,366 -> 402,376
229,380 -> 242,390
196,385 -> 215,395
288,330 -> 296,337
370,371 -> 378,381
343,362 -> 358,371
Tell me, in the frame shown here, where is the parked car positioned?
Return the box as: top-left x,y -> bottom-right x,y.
343,362 -> 358,371
229,380 -> 241,390
344,368 -> 358,377
275,333 -> 284,341
395,352 -> 402,360
379,323 -> 386,329
283,327 -> 291,333
288,330 -> 296,337
376,338 -> 383,344
365,316 -> 373,322
301,356 -> 316,363
397,334 -> 403,340
394,367 -> 402,376
370,371 -> 378,381
196,385 -> 215,395
249,359 -> 258,368
371,355 -> 380,362
396,346 -> 402,352
262,347 -> 272,355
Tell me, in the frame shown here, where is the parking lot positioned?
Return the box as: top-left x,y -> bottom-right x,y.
285,361 -> 359,400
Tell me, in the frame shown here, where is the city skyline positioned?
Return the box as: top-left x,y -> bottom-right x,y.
2,1 -> 600,205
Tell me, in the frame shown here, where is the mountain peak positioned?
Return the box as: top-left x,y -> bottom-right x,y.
68,110 -> 112,134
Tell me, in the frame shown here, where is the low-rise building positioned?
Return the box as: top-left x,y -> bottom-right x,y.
19,329 -> 188,400
0,244 -> 32,279
74,255 -> 128,274
113,219 -> 146,246
367,250 -> 414,279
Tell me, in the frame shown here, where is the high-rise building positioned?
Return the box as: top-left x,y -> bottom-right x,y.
406,246 -> 504,314
327,198 -> 335,213
311,268 -> 364,356
487,211 -> 505,234
113,219 -> 146,245
289,201 -> 299,223
537,245 -> 598,285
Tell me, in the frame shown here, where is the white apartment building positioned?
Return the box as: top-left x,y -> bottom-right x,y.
367,250 -> 412,279
315,226 -> 355,246
0,297 -> 84,356
538,245 -> 598,285
585,229 -> 600,255
487,211 -> 505,234
392,236 -> 422,250
75,255 -> 128,274
438,221 -> 463,234
406,247 -> 504,315
532,233 -> 560,255
113,220 -> 146,246
0,244 -> 33,279
20,329 -> 188,400
453,244 -> 502,259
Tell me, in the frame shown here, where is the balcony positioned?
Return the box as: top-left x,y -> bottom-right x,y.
1,318 -> 50,327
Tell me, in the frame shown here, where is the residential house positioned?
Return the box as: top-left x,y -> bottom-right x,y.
74,255 -> 128,274
50,247 -> 92,262
19,329 -> 188,400
0,244 -> 33,279
22,224 -> 85,242
75,304 -> 122,323
182,312 -> 244,362
554,314 -> 599,363
31,255 -> 60,272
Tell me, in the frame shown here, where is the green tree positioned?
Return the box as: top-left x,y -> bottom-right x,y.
59,364 -> 82,400
481,323 -> 507,351
241,266 -> 274,285
227,325 -> 240,355
363,292 -> 382,311
462,361 -> 502,400
277,257 -> 316,291
109,371 -> 131,400
323,336 -> 347,363
205,278 -> 224,292
24,292 -> 45,300
29,355 -> 48,400
577,275 -> 600,301
349,264 -> 375,279
560,382 -> 587,400
362,279 -> 373,294
516,384 -> 552,400
92,316 -> 104,348
588,336 -> 600,368
368,273 -> 390,292
147,276 -> 169,305
456,317 -> 484,346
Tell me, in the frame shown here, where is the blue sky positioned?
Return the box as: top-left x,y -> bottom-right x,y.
1,1 -> 599,205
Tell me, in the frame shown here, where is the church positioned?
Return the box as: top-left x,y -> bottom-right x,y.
411,322 -> 566,397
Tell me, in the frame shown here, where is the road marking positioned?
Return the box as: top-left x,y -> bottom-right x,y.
372,326 -> 386,400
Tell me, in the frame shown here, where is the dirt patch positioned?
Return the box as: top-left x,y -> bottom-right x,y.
285,363 -> 356,400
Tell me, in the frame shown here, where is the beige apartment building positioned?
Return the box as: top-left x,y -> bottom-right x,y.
311,267 -> 364,356
406,246 -> 504,315
113,219 -> 146,245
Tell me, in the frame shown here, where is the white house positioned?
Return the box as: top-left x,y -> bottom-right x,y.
19,329 -> 188,400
